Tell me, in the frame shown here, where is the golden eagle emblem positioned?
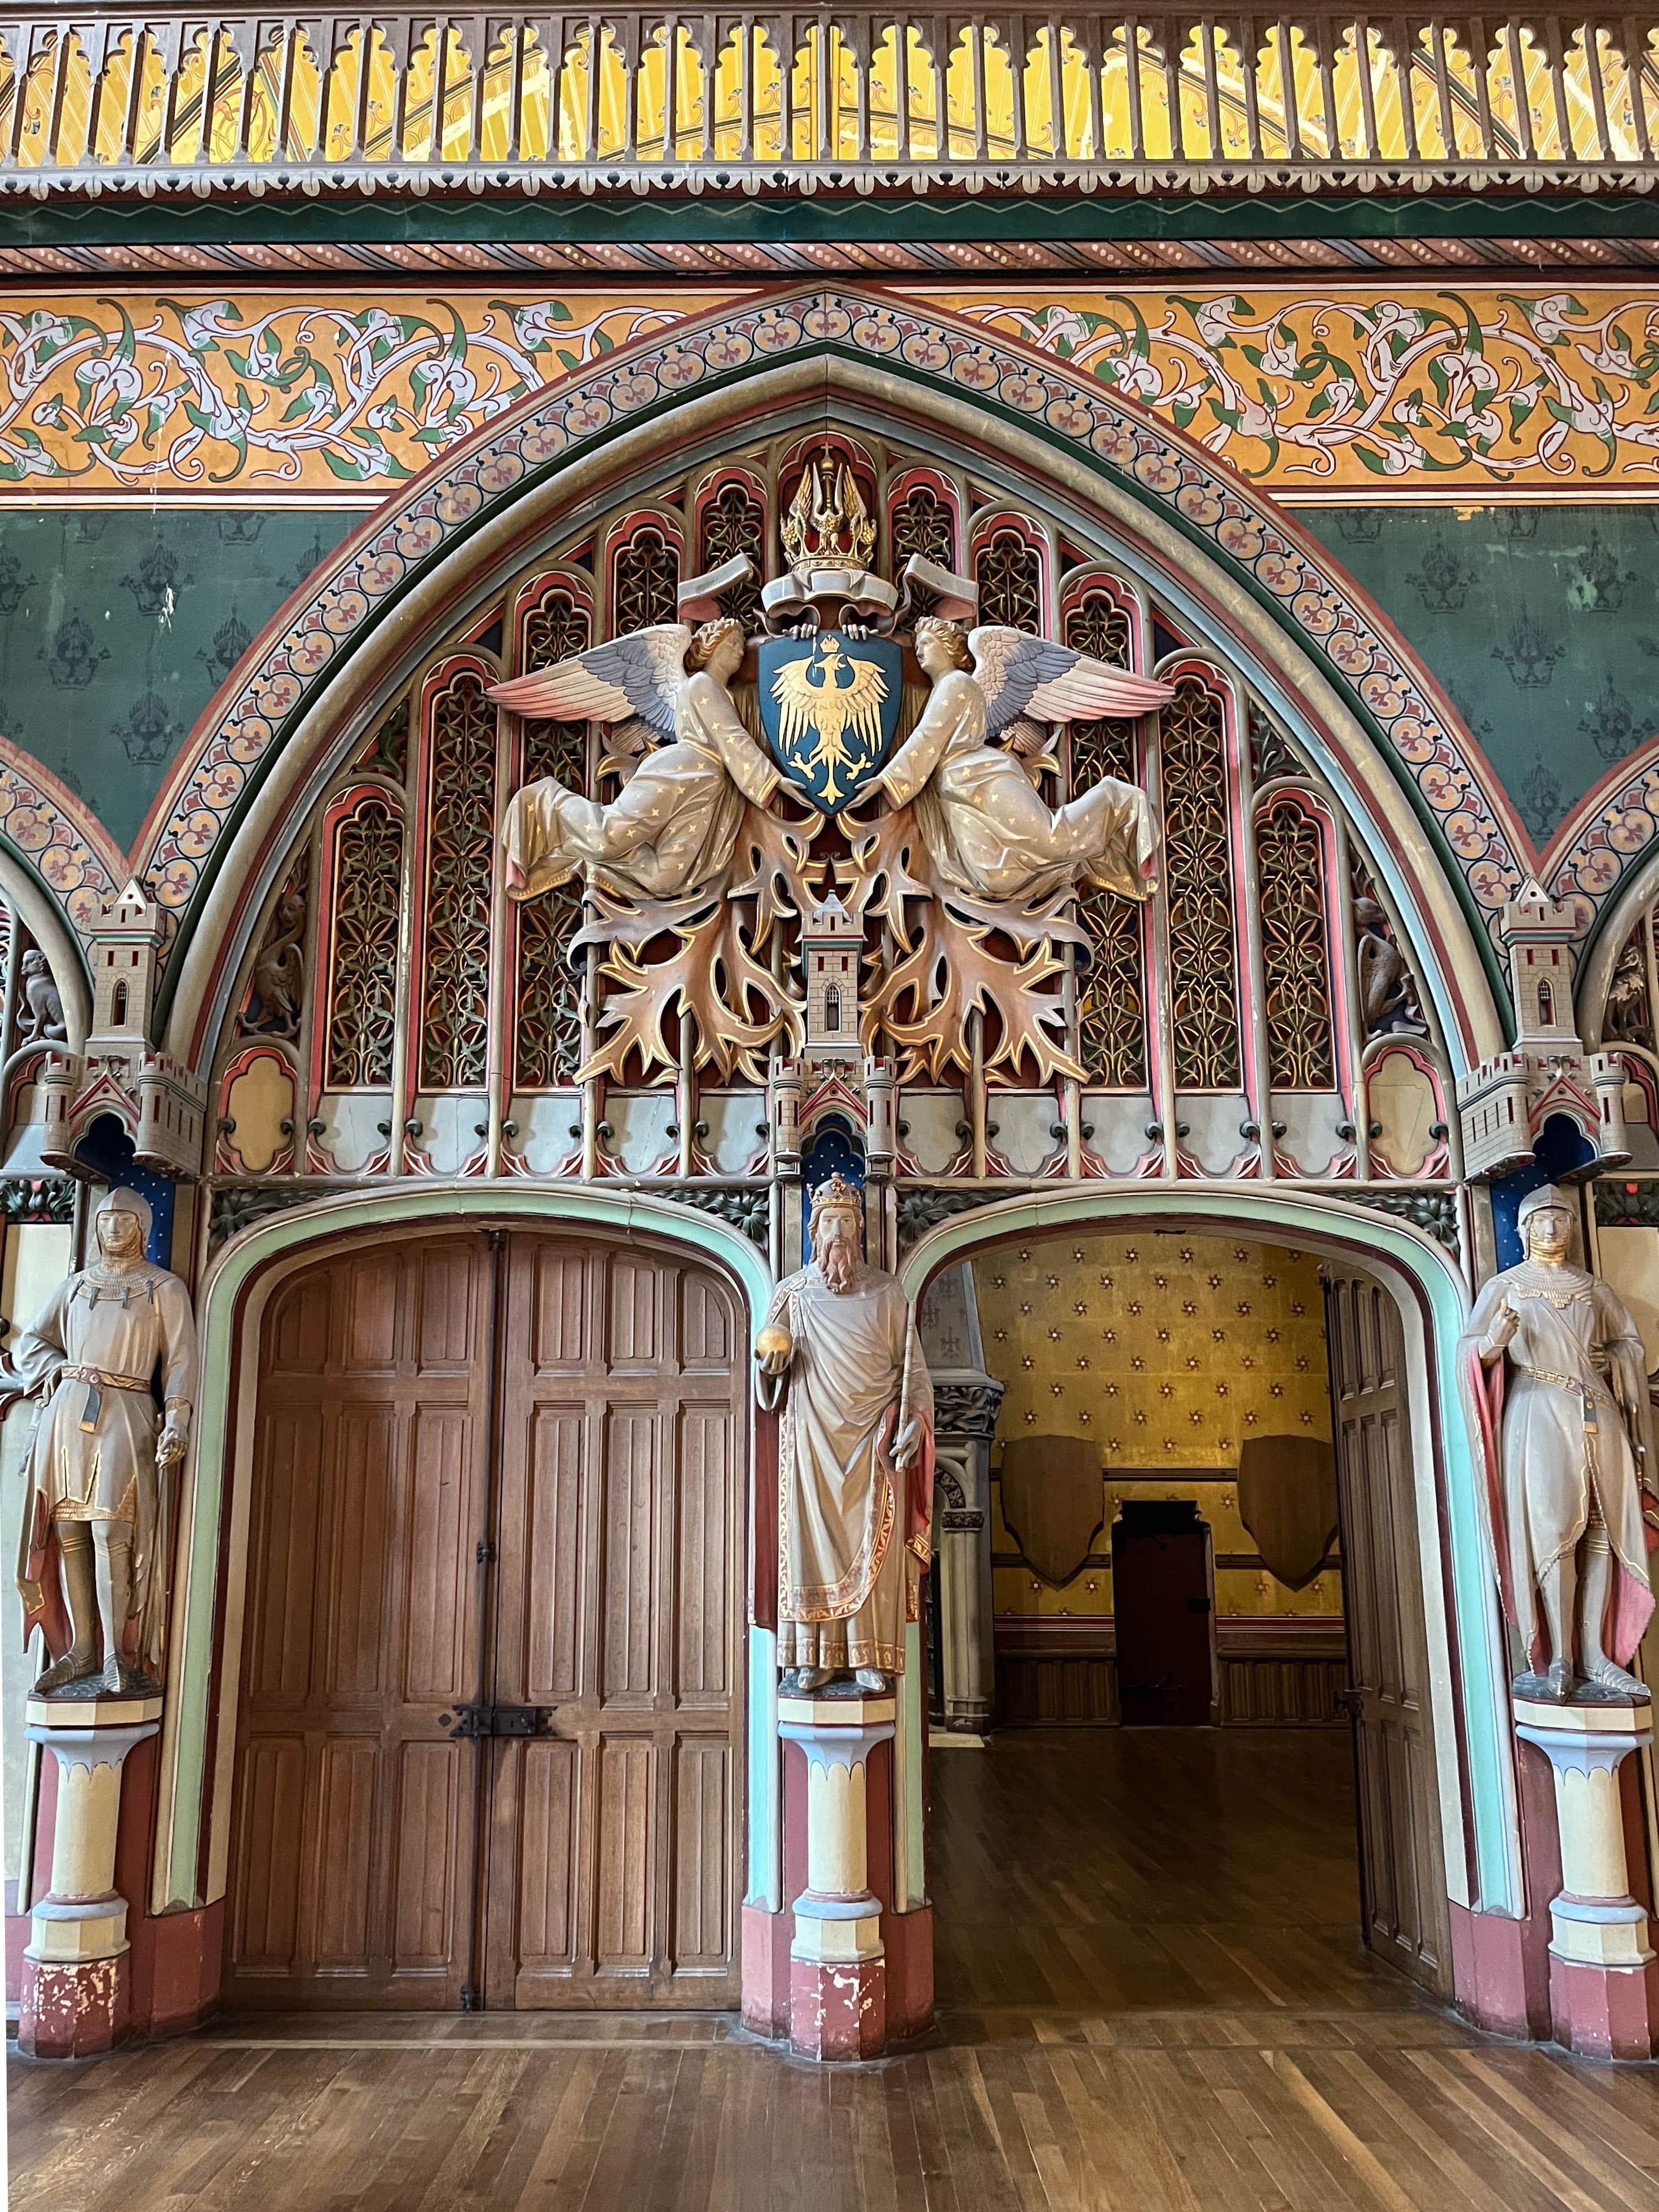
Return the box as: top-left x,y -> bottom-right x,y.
765,632 -> 895,811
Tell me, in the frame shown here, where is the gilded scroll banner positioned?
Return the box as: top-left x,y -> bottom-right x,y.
8,287 -> 1659,499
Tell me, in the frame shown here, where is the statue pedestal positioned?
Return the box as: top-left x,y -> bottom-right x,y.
778,1691 -> 894,2060
17,1695 -> 161,2060
1514,1693 -> 1659,2059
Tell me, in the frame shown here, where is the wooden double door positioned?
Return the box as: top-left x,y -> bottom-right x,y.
225,1228 -> 745,2011
1324,1267 -> 1452,1997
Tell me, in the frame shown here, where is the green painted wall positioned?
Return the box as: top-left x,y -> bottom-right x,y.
0,508 -> 358,852
1303,504 -> 1659,844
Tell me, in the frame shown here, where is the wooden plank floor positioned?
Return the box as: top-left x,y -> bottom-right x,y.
12,1729 -> 1659,2211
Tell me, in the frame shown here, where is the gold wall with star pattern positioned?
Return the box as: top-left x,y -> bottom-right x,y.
973,1233 -> 1339,1622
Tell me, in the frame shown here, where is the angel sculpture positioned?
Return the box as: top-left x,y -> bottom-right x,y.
870,619 -> 1175,913
491,616 -> 779,913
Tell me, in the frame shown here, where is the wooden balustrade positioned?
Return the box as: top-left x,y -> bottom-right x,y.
0,8 -> 1651,194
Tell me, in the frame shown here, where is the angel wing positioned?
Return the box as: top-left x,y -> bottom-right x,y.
487,623 -> 693,738
968,625 -> 1175,736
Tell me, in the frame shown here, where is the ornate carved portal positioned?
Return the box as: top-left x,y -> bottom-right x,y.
200,415 -> 1455,1225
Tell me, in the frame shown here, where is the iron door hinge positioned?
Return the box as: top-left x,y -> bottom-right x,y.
439,1703 -> 555,1740
1337,1686 -> 1364,1720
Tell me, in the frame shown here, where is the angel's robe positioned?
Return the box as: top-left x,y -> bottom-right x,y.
14,1261 -> 197,1676
761,1264 -> 934,1677
872,668 -> 1154,906
502,669 -> 779,907
1458,1260 -> 1657,1671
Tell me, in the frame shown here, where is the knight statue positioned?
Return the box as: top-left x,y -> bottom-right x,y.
1461,1183 -> 1659,1702
14,1186 -> 198,1699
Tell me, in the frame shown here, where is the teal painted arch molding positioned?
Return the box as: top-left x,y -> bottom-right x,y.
149,1180 -> 774,1919
102,283 -> 1526,1062
900,1182 -> 1521,1923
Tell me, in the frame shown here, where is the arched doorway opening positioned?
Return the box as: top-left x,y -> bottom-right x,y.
905,1184 -> 1510,2028
224,1216 -> 747,2011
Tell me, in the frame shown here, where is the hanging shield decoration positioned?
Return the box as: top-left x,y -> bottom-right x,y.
757,630 -> 903,814
1236,1434 -> 1339,1592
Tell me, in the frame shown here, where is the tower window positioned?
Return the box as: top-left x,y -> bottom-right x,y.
111,981 -> 128,1026
1538,980 -> 1554,1026
824,986 -> 841,1033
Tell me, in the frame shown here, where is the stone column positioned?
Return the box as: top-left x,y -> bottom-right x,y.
778,1689 -> 894,2059
932,1376 -> 1003,1735
19,1696 -> 160,2059
1514,1692 -> 1659,2059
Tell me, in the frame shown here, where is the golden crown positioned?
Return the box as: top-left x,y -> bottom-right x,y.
809,1172 -> 863,1220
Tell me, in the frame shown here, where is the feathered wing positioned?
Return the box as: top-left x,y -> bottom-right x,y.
487,623 -> 692,737
968,625 -> 1175,736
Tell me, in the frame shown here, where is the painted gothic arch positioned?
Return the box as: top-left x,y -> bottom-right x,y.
75,286 -> 1519,1077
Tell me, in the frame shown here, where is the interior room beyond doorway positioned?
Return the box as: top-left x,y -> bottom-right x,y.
926,1226 -> 1450,2012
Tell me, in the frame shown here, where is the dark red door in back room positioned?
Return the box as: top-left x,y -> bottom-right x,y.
1112,1501 -> 1214,1725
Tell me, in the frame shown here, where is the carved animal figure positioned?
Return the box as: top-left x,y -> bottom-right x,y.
16,949 -> 65,1044
246,887 -> 306,1037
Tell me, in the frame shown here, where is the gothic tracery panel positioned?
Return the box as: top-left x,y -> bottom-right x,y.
1162,675 -> 1242,1092
698,479 -> 767,631
974,525 -> 1043,632
612,523 -> 681,633
324,795 -> 404,1091
417,662 -> 497,1094
1256,797 -> 1336,1091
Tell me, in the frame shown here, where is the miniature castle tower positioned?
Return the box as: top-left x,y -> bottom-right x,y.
1457,882 -> 1629,1179
88,880 -> 163,1054
802,894 -> 863,1061
37,879 -> 205,1181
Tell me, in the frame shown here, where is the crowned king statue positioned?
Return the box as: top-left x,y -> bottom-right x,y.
756,1174 -> 934,1692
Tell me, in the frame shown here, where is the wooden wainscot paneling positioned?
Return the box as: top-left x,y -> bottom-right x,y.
993,1616 -> 1347,1728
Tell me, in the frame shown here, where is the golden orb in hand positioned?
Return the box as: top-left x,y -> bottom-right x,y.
755,1324 -> 793,1361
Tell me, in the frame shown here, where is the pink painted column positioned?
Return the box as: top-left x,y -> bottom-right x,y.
1514,1693 -> 1659,2060
777,1689 -> 894,2060
18,1702 -> 160,2060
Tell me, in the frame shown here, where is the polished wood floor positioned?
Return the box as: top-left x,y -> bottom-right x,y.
12,1729 -> 1659,2211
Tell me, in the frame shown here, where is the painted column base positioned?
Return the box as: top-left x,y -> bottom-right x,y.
16,1950 -> 130,2060
789,1952 -> 887,2060
1550,1953 -> 1659,2060
882,1905 -> 934,2041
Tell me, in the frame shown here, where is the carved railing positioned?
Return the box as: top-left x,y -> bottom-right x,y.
0,8 -> 1652,197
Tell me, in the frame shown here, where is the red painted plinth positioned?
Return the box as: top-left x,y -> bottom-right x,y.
741,1903 -> 793,2039
789,1954 -> 887,2060
882,1906 -> 934,2042
1551,1954 -> 1659,2060
17,1952 -> 130,2060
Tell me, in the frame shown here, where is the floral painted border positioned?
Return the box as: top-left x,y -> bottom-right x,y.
0,750 -> 123,938
119,287 -> 1534,976
937,288 -> 1659,490
10,284 -> 1659,499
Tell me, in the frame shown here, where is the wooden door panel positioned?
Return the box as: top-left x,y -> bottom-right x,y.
1326,1270 -> 1451,1997
677,1410 -> 733,1702
404,1405 -> 476,1702
595,1737 -> 655,1968
230,1227 -> 743,2014
228,1736 -> 306,1973
324,1405 -> 394,1696
311,1739 -> 377,1968
227,1234 -> 492,2010
602,1408 -> 661,1700
672,1738 -> 731,1969
516,1740 -> 580,1968
391,1740 -> 466,1975
523,1404 -> 586,1703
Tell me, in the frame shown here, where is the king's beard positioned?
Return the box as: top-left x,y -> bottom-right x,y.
814,1223 -> 859,1294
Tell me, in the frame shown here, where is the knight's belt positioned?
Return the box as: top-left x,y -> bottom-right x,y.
60,1364 -> 152,1431
1513,1361 -> 1614,1423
